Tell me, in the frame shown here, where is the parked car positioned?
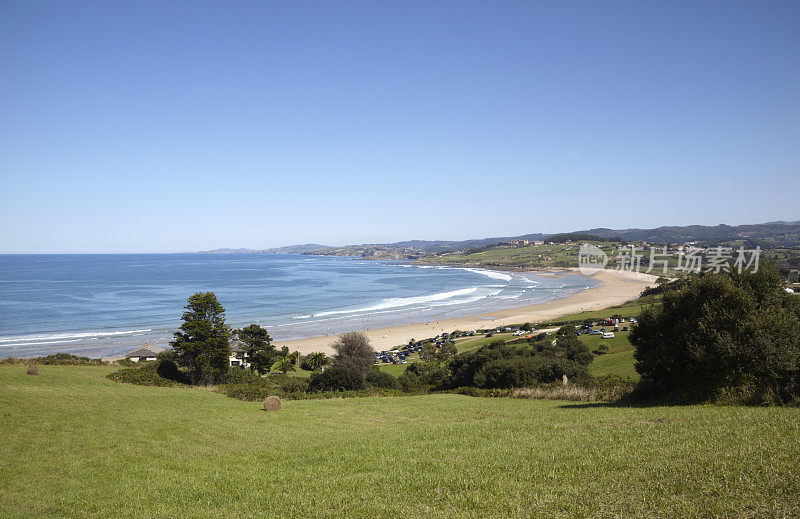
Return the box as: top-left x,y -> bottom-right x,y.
485,333 -> 493,338
602,332 -> 615,339
590,330 -> 602,335
622,326 -> 628,331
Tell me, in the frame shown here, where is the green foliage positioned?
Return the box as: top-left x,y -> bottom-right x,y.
271,355 -> 296,374
474,356 -> 587,389
631,265 -> 800,403
34,353 -> 106,366
219,382 -> 275,401
397,370 -> 426,393
557,334 -> 594,366
171,292 -> 231,384
217,372 -> 309,401
419,341 -> 457,363
447,338 -> 591,389
273,375 -> 310,395
308,366 -> 366,392
236,324 -> 276,374
107,363 -> 184,387
220,366 -> 263,384
155,359 -> 190,384
300,351 -> 329,372
365,367 -> 399,389
331,332 -> 374,379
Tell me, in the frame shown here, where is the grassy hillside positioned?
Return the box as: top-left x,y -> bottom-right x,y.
420,242 -> 596,268
2,365 -> 799,517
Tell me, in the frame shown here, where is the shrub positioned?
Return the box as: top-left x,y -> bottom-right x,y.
275,375 -> 309,394
630,265 -> 800,403
558,334 -> 593,365
155,359 -> 190,384
107,363 -> 184,387
36,353 -> 106,365
397,370 -> 430,393
308,367 -> 365,392
220,382 -> 275,401
221,366 -> 263,384
365,368 -> 398,389
447,338 -> 590,389
474,356 -> 587,389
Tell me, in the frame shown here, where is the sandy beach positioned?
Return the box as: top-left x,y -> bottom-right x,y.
276,268 -> 658,355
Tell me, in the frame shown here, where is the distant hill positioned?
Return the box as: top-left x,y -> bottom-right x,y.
263,244 -> 332,254
200,220 -> 800,257
575,222 -> 800,247
201,244 -> 332,254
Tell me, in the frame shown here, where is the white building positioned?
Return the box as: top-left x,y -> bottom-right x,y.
125,347 -> 157,362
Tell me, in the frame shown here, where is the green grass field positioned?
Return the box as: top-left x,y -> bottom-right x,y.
2,365 -> 799,517
420,242 -> 593,268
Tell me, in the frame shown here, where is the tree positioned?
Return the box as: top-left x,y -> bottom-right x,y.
556,334 -> 593,366
236,324 -> 275,374
330,332 -> 374,379
271,355 -> 296,374
301,352 -> 329,372
365,367 -> 398,389
630,265 -> 800,403
410,341 -> 459,388
419,342 -> 457,363
171,292 -> 231,384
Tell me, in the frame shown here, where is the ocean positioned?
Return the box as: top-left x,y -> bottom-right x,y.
0,254 -> 597,358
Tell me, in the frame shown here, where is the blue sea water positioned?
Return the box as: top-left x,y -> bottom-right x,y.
0,254 -> 597,358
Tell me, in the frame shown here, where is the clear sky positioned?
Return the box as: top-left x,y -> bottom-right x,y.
1,1 -> 799,253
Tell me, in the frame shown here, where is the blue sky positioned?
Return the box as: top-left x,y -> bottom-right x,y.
1,1 -> 799,253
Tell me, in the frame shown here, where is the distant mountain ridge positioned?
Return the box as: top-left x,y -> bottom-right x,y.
201,220 -> 800,255
576,222 -> 800,247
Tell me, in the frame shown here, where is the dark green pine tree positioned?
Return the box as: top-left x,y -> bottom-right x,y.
171,292 -> 231,384
236,324 -> 276,374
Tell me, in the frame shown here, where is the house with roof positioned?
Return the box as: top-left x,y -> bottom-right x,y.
229,338 -> 251,368
125,347 -> 158,363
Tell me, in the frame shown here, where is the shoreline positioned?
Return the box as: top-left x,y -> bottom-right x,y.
275,268 -> 658,355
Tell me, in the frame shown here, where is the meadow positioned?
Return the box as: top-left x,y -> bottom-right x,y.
2,365 -> 799,518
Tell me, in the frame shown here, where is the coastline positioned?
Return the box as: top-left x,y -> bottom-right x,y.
275,268 -> 658,355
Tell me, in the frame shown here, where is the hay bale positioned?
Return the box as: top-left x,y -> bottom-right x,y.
263,395 -> 282,412
26,365 -> 39,375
